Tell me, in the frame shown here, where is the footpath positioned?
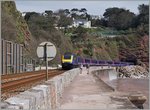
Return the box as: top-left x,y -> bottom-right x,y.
60,68 -> 137,109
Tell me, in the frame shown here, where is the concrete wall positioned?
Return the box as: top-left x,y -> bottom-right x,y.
91,66 -> 118,90
93,67 -> 117,81
2,68 -> 80,110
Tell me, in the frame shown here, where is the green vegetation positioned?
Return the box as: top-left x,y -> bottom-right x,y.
103,7 -> 135,30
91,5 -> 149,35
1,1 -> 149,67
23,10 -> 74,64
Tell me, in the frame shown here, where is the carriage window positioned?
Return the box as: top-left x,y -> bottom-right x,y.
85,59 -> 90,63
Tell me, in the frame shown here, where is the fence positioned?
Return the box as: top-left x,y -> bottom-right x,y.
24,58 -> 36,72
1,39 -> 35,75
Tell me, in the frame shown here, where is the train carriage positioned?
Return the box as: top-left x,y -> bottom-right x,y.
61,53 -> 133,69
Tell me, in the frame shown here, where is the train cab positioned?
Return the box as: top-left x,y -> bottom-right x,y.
61,53 -> 78,69
62,53 -> 73,69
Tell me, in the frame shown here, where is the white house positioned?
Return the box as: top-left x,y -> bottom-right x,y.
72,18 -> 91,28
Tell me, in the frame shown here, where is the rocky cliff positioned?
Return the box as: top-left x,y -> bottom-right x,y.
1,1 -> 31,44
119,35 -> 149,68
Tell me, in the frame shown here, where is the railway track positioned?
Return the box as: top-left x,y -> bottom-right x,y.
1,69 -> 66,94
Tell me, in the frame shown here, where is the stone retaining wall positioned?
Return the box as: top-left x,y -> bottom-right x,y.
1,67 -> 116,110
2,68 -> 80,110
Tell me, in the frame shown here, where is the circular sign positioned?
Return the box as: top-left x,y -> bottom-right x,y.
37,42 -> 57,61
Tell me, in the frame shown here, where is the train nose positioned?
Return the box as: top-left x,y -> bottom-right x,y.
62,60 -> 72,63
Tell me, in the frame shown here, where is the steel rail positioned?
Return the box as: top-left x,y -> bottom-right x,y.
1,70 -> 65,93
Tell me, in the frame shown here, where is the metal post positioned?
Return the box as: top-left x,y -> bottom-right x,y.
0,3 -> 1,75
44,43 -> 48,80
46,57 -> 48,80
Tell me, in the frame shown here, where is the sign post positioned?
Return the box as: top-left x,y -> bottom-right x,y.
44,43 -> 48,80
37,42 -> 57,81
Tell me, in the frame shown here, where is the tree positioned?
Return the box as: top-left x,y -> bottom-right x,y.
85,13 -> 91,20
80,8 -> 87,15
56,9 -> 72,27
91,19 -> 100,27
57,14 -> 72,27
70,8 -> 91,19
71,8 -> 79,14
137,4 -> 149,34
24,12 -> 39,22
70,8 -> 79,18
64,9 -> 70,15
71,26 -> 87,43
45,10 -> 53,16
100,18 -> 108,27
138,4 -> 149,16
73,26 -> 87,35
87,40 -> 93,57
25,12 -> 55,31
103,7 -> 135,30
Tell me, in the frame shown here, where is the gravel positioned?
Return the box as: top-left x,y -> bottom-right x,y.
1,80 -> 45,101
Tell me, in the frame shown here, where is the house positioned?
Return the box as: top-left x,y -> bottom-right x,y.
72,18 -> 91,28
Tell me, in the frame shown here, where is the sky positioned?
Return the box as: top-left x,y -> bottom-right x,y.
15,0 -> 149,16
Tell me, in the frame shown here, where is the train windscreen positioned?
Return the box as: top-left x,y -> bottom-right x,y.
64,55 -> 71,59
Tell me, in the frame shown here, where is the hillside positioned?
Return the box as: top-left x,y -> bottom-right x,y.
1,1 -> 31,43
118,35 -> 149,67
1,1 -> 73,64
1,1 -> 149,68
64,27 -> 149,68
1,1 -> 33,59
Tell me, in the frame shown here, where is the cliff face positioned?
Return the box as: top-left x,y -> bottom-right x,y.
1,1 -> 31,44
119,35 -> 149,68
1,1 -> 73,64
